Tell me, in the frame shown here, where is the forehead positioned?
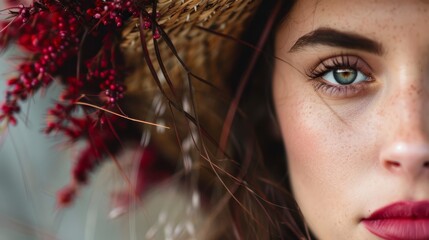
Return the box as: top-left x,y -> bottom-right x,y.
278,0 -> 429,50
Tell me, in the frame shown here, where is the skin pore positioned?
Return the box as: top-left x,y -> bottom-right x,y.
273,0 -> 429,239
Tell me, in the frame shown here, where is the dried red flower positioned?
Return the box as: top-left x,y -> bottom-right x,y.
0,0 -> 165,207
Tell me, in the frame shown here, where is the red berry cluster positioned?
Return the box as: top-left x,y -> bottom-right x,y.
0,0 -> 152,126
86,55 -> 126,106
86,0 -> 138,27
104,81 -> 126,105
141,13 -> 161,39
0,0 -> 168,207
0,3 -> 80,125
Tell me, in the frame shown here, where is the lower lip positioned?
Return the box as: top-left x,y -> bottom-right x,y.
363,219 -> 429,240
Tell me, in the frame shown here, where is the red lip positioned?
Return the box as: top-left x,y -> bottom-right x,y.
362,201 -> 429,240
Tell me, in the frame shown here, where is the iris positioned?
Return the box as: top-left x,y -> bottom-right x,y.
333,69 -> 357,85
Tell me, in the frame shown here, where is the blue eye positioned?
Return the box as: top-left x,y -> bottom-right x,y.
322,68 -> 369,85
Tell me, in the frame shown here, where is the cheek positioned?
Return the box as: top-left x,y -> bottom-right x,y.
273,65 -> 378,236
273,66 -> 355,190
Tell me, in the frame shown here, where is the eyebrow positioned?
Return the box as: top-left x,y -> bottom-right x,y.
289,27 -> 384,55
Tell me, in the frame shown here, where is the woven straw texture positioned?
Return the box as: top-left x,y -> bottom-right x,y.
119,0 -> 262,163
122,0 -> 260,82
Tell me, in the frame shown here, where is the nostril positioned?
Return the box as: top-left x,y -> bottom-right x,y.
384,160 -> 401,170
424,162 -> 429,168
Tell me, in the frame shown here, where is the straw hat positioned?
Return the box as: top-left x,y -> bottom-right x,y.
0,0 -> 262,206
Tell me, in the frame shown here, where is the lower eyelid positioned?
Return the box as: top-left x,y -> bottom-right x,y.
311,79 -> 373,98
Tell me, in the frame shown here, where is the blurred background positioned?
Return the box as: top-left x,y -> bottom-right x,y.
0,65 -> 198,240
0,3 -> 200,240
0,0 -> 127,237
0,1 -> 205,239
0,42 -> 125,240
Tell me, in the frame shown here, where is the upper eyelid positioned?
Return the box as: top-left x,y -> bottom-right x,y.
307,55 -> 373,78
316,55 -> 369,70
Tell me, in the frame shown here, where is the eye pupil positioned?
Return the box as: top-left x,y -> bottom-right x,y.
334,69 -> 357,84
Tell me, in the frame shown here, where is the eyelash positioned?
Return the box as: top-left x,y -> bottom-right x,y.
306,55 -> 374,97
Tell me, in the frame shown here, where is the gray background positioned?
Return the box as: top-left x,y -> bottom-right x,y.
0,11 -> 123,240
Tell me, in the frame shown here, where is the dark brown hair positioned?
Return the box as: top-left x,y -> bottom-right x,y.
126,1 -> 309,238
216,1 -> 312,239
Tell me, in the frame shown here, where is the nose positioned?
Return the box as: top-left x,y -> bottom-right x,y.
380,142 -> 429,178
378,82 -> 429,179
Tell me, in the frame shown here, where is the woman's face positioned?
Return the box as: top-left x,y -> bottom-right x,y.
273,0 -> 429,239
